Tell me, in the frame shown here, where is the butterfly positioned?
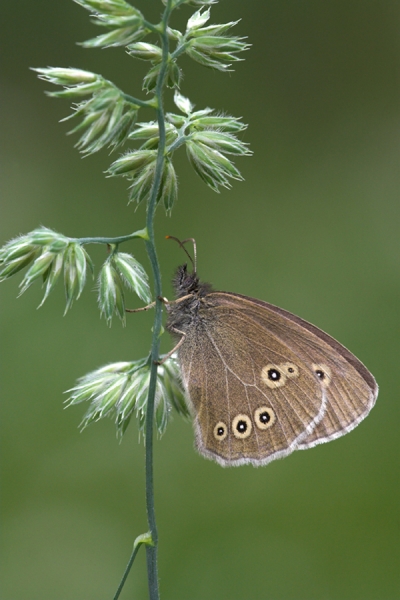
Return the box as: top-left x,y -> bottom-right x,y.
165,240 -> 378,467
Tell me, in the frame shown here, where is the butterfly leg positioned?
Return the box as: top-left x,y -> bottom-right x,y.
156,327 -> 186,365
126,301 -> 156,313
126,296 -> 173,313
126,294 -> 194,314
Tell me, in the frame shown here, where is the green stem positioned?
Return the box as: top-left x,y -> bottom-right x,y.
122,92 -> 156,110
142,2 -> 173,599
167,133 -> 190,154
171,40 -> 190,61
76,228 -> 149,246
110,2 -> 173,597
143,19 -> 164,35
110,4 -> 173,598
108,1 -> 176,596
112,545 -> 141,600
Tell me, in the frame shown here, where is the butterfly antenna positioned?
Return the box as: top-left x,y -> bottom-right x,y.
166,236 -> 196,271
181,238 -> 197,272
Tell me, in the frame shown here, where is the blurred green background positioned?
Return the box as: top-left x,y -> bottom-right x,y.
1,1 -> 399,599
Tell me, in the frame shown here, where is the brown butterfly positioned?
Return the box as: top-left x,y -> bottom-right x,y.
165,239 -> 378,467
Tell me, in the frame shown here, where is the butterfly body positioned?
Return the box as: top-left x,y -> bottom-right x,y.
166,265 -> 378,467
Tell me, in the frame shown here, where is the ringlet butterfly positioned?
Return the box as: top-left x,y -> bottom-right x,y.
164,237 -> 378,467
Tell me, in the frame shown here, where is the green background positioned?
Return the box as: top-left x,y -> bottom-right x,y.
1,1 -> 399,598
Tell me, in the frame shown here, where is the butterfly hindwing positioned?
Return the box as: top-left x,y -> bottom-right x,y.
178,295 -> 323,465
176,291 -> 377,466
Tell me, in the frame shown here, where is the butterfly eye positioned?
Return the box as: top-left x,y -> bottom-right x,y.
312,363 -> 332,388
261,364 -> 287,388
213,421 -> 228,441
254,406 -> 276,430
232,414 -> 252,439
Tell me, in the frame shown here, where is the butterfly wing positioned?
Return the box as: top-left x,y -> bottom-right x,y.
177,292 -> 377,467
249,299 -> 378,451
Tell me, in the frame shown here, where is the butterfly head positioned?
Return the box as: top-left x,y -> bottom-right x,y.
173,264 -> 199,297
172,264 -> 213,299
